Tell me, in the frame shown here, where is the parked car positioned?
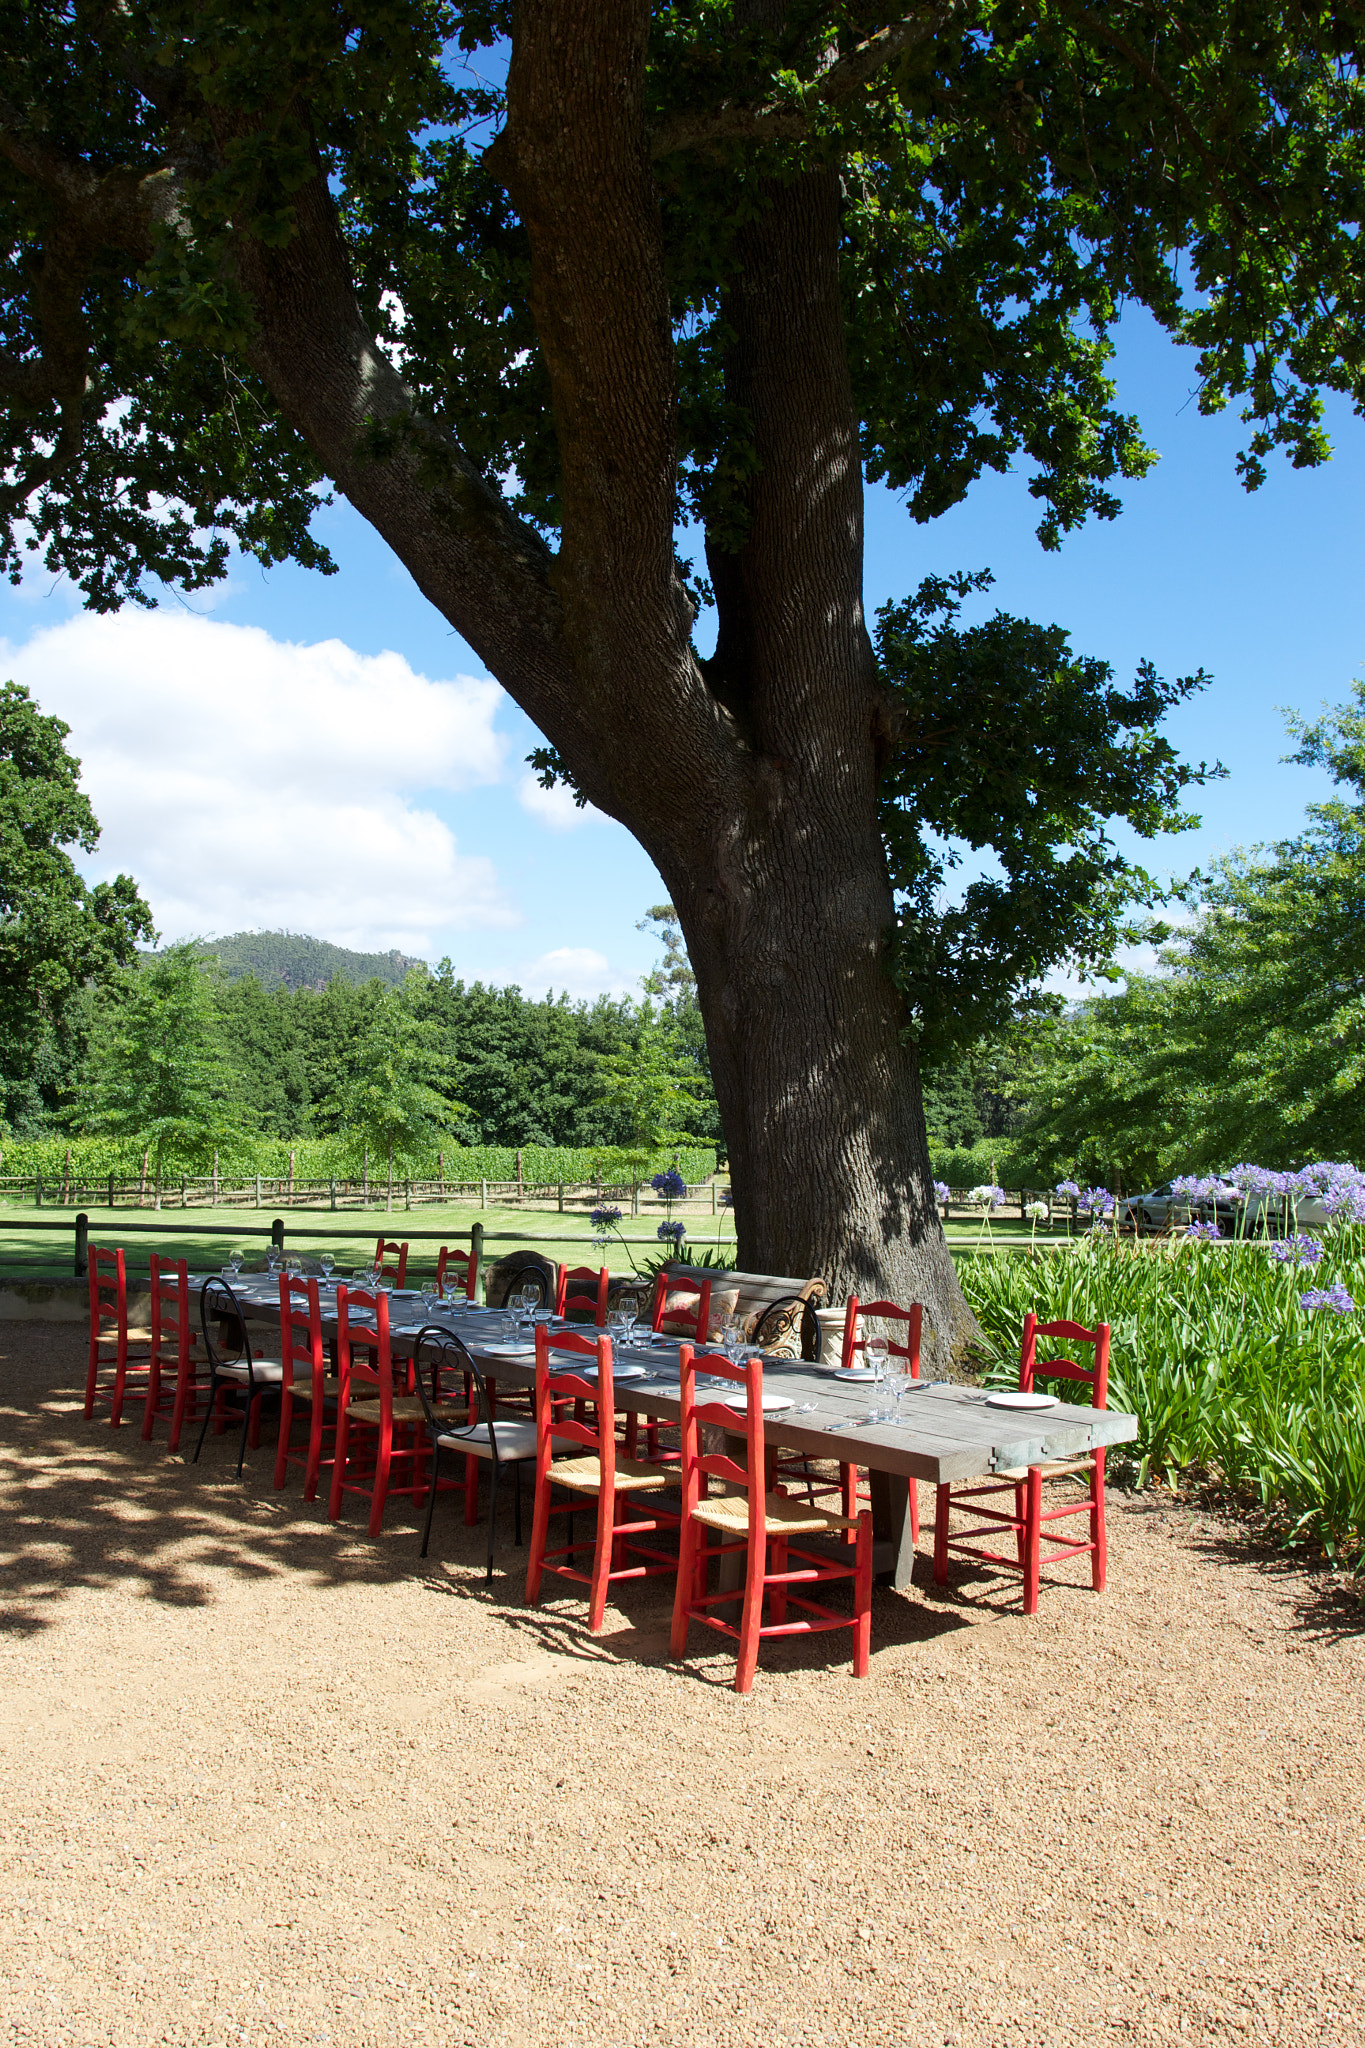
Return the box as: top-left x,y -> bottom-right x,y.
1119,1181 -> 1240,1232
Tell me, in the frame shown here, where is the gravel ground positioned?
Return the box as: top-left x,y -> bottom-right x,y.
1,1323 -> 1362,2048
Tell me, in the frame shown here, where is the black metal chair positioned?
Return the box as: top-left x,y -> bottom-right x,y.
411,1325 -> 537,1582
192,1275 -> 286,1477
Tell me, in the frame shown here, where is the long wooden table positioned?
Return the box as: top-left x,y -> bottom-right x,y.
206,1281 -> 1138,1590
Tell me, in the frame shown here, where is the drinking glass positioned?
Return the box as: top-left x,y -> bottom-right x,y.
420,1283 -> 439,1320
284,1253 -> 301,1279
228,1248 -> 244,1277
266,1246 -> 282,1275
886,1352 -> 910,1424
865,1336 -> 889,1420
319,1252 -> 335,1281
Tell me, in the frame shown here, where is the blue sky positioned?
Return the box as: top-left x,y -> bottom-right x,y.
1,304 -> 1361,1003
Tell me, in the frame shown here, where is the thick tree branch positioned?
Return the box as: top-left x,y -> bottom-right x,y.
650,7 -> 957,159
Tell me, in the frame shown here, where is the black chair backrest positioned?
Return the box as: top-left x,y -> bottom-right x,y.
201,1274 -> 252,1372
411,1325 -> 513,1464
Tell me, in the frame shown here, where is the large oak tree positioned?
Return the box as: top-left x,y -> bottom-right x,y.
3,2 -> 1363,1349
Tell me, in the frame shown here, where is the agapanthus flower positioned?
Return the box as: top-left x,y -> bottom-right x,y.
1185,1220 -> 1220,1242
719,1188 -> 734,1208
1300,1283 -> 1356,1315
1077,1186 -> 1115,1216
651,1168 -> 687,1202
967,1183 -> 1007,1208
657,1219 -> 687,1244
1269,1234 -> 1324,1267
1055,1180 -> 1081,1200
590,1205 -> 623,1231
1024,1199 -> 1050,1220
933,1181 -> 951,1205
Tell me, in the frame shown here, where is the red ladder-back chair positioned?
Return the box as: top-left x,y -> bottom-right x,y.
328,1286 -> 440,1536
435,1244 -> 479,1301
839,1296 -> 923,1536
556,1263 -> 609,1326
669,1346 -> 873,1694
272,1275 -> 334,1499
142,1254 -> 204,1448
932,1313 -> 1110,1614
648,1268 -> 713,1343
85,1246 -> 153,1426
373,1237 -> 409,1287
525,1327 -> 680,1634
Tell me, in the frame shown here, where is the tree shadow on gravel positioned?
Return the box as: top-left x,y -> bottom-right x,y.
0,1327 -> 519,1634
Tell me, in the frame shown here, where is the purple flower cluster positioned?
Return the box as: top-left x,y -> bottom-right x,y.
1300,1283 -> 1357,1315
657,1219 -> 687,1244
651,1168 -> 687,1202
1054,1180 -> 1081,1201
1077,1186 -> 1115,1217
968,1183 -> 1007,1208
1225,1161 -> 1365,1222
590,1205 -> 623,1231
1185,1220 -> 1221,1242
1171,1174 -> 1240,1205
719,1188 -> 734,1209
933,1181 -> 951,1205
1269,1234 -> 1325,1268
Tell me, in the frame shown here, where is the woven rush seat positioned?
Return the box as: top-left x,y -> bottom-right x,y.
346,1392 -> 463,1427
288,1374 -> 345,1403
995,1457 -> 1094,1483
543,1452 -> 676,1494
690,1489 -> 860,1539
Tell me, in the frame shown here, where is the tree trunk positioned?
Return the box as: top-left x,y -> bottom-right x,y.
160,1 -> 976,1357
386,1137 -> 393,1214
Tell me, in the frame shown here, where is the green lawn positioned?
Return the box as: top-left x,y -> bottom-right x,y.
0,1196 -> 1073,1281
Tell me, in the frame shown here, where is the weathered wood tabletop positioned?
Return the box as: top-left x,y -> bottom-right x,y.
205,1281 -> 1137,1590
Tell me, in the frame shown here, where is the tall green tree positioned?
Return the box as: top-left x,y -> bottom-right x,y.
322,977 -> 459,1209
4,4 -> 1365,1342
74,944 -> 243,1203
0,681 -> 152,1128
1016,681 -> 1365,1180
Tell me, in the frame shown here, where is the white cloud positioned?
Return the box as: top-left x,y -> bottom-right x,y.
516,771 -> 605,831
517,947 -> 636,1001
2,609 -> 517,954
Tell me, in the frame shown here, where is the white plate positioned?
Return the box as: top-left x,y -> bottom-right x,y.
702,1391 -> 794,1414
985,1391 -> 1058,1411
577,1363 -> 649,1382
833,1367 -> 875,1382
479,1342 -> 536,1358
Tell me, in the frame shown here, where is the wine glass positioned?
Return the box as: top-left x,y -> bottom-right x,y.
864,1335 -> 889,1419
227,1247 -> 244,1278
319,1251 -> 335,1282
885,1348 -> 910,1424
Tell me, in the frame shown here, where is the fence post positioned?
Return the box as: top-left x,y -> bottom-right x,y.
363,1148 -> 369,1204
631,1180 -> 639,1218
213,1148 -> 219,1202
35,1174 -> 42,1208
181,1174 -> 187,1209
516,1148 -> 523,1199
107,1172 -> 114,1210
271,1216 -> 285,1252
557,1181 -> 564,1214
405,1178 -> 412,1212
470,1220 -> 484,1299
330,1177 -> 337,1212
62,1148 -> 71,1205
711,1181 -> 716,1214
74,1211 -> 89,1278
139,1149 -> 148,1206
438,1151 -> 444,1198
255,1174 -> 262,1209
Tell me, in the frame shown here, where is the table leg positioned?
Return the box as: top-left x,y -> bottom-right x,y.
869,1470 -> 918,1590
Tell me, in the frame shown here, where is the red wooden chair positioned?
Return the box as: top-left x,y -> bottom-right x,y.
85,1246 -> 153,1427
555,1263 -> 609,1326
328,1285 -> 447,1536
838,1296 -> 923,1535
373,1237 -> 409,1287
525,1327 -> 680,1634
272,1275 -> 333,1499
648,1268 -> 713,1343
435,1243 -> 479,1301
669,1346 -> 873,1694
932,1313 -> 1111,1614
141,1254 -> 204,1448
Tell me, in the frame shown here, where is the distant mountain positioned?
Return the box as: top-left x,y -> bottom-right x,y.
204,930 -> 430,991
